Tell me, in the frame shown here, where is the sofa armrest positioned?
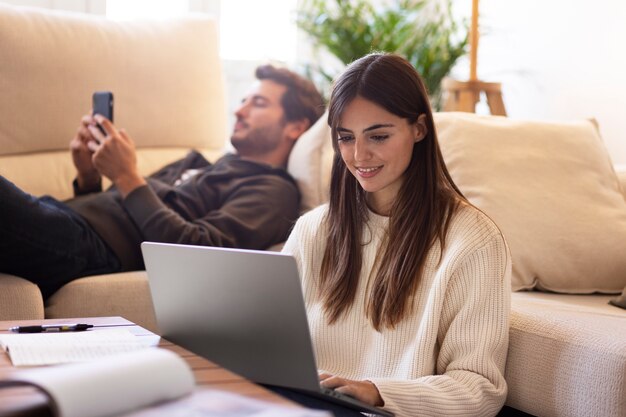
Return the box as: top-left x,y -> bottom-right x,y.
45,271 -> 157,333
0,274 -> 44,320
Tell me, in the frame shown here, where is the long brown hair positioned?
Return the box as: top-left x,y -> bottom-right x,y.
321,53 -> 466,330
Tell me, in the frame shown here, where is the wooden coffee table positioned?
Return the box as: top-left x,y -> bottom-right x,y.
0,316 -> 299,416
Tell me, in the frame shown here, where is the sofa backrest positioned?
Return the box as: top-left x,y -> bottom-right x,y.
0,4 -> 227,200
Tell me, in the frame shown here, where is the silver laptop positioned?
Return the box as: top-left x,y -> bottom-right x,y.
141,242 -> 393,417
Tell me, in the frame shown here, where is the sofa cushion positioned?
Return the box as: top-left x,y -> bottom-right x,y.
0,274 -> 44,320
45,271 -> 157,333
0,4 -> 227,200
506,292 -> 626,417
288,110 -> 333,212
435,112 -> 626,293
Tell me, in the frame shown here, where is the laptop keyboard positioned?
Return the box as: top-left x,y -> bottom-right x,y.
320,386 -> 350,399
318,387 -> 394,416
320,386 -> 373,405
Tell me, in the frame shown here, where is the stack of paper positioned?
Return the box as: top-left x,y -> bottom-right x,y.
0,348 -> 195,417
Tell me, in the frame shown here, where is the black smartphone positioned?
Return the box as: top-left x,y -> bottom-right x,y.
92,91 -> 114,135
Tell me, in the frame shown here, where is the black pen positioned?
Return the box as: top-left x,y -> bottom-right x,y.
8,324 -> 94,333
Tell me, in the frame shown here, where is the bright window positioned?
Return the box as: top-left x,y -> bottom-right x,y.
106,0 -> 189,20
219,0 -> 298,62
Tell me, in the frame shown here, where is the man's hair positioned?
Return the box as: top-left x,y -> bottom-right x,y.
255,64 -> 324,128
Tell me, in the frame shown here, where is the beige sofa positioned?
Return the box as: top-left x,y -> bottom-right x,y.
0,4 -> 625,417
0,4 -> 227,332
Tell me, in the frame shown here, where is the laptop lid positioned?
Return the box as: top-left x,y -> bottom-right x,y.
141,242 -> 320,391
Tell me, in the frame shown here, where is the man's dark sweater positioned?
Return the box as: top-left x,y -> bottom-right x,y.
65,151 -> 300,271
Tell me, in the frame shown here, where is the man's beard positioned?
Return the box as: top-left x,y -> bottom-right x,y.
231,124 -> 283,156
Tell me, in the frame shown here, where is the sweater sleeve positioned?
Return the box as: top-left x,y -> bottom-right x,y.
281,217 -> 302,259
369,234 -> 512,417
122,175 -> 299,250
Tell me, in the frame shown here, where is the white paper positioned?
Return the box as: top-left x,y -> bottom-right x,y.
0,348 -> 194,417
0,329 -> 159,366
123,389 -> 332,417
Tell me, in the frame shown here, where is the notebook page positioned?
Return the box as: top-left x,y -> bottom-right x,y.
0,329 -> 158,366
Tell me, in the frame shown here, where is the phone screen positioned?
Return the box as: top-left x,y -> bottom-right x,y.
92,91 -> 114,135
92,91 -> 114,120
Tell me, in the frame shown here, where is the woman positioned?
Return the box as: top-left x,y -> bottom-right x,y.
282,53 -> 511,417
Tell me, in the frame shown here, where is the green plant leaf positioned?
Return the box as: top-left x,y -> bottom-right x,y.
296,0 -> 468,109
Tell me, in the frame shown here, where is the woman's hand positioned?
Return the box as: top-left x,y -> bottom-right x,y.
319,372 -> 384,407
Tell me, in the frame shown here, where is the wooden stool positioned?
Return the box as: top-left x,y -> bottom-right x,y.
441,77 -> 507,116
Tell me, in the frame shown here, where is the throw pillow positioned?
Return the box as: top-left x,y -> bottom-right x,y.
288,110 -> 333,212
435,112 -> 626,294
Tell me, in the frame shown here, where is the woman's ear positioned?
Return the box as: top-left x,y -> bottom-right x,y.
414,114 -> 428,143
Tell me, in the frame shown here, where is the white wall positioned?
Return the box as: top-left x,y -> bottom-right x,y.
5,0 -> 625,164
452,0 -> 626,164
0,0 -> 218,14
0,0 -> 104,12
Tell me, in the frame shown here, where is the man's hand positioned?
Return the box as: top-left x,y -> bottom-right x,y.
70,115 -> 102,191
319,373 -> 384,407
88,115 -> 147,198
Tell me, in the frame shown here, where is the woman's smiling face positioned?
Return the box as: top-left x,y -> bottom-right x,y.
336,96 -> 426,214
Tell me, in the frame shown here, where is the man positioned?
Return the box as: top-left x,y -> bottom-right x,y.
0,65 -> 324,299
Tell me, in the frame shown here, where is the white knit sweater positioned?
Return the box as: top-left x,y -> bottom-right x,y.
282,204 -> 511,417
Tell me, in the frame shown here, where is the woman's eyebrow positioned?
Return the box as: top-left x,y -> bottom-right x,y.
363,123 -> 394,133
337,123 -> 395,134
